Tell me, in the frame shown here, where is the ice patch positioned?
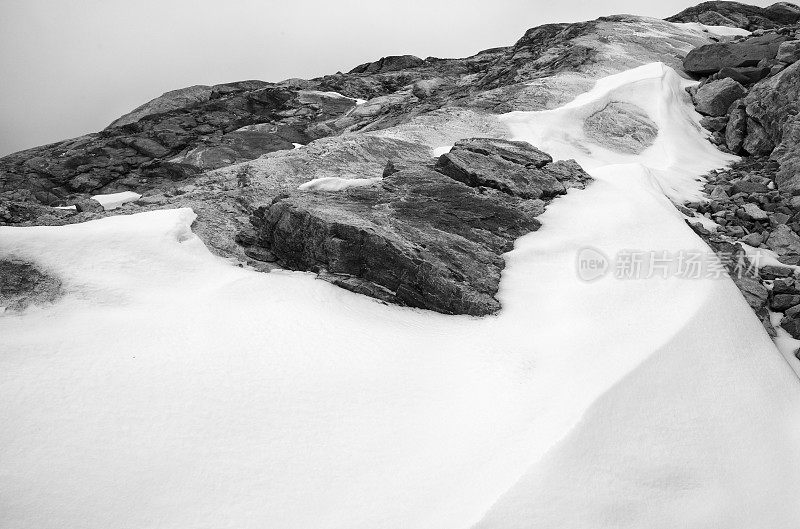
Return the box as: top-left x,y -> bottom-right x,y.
298,176 -> 381,192
432,145 -> 453,157
90,191 -> 142,210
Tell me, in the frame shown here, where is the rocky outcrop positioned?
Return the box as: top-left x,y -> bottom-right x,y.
0,260 -> 63,312
683,33 -> 789,75
243,141 -> 590,315
667,1 -> 800,30
692,77 -> 748,115
583,101 -> 659,154
433,138 -> 589,199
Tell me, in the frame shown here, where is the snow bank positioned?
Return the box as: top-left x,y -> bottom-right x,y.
298,175 -> 381,192
90,191 -> 141,210
672,21 -> 751,37
2,63 -> 800,529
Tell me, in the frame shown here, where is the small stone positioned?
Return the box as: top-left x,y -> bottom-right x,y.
742,202 -> 770,220
692,78 -> 748,117
770,293 -> 800,311
741,232 -> 764,246
760,264 -> 794,279
777,40 -> 800,64
732,180 -> 769,194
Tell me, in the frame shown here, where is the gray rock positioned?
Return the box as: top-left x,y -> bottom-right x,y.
760,263 -> 795,279
700,116 -> 729,132
249,168 -> 544,316
433,138 -> 589,199
777,40 -> 800,63
742,202 -> 769,220
742,118 -> 776,154
0,260 -> 63,312
583,101 -> 658,153
73,198 -> 104,213
725,100 -> 748,153
771,293 -> 800,311
766,224 -> 800,256
693,78 -> 748,116
683,33 -> 789,75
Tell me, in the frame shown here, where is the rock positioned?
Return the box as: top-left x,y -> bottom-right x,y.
692,77 -> 748,116
249,167 -> 545,316
742,202 -> 770,220
741,232 -> 764,246
777,40 -> 800,63
667,2 -> 800,30
742,61 -> 800,189
725,100 -> 748,152
582,101 -> 658,153
700,115 -> 729,132
781,315 -> 800,338
0,260 -> 63,312
771,293 -> 800,311
683,33 -> 789,75
714,66 -> 771,85
107,85 -> 214,128
349,55 -> 425,74
434,138 -> 589,199
732,179 -> 769,194
742,117 -> 776,154
760,263 -> 795,279
411,78 -> 444,99
73,198 -> 104,213
766,224 -> 800,256
774,277 -> 800,294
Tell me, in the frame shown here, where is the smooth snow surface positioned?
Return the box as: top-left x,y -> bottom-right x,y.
298,175 -> 381,191
432,145 -> 453,157
90,191 -> 141,210
2,63 -> 800,529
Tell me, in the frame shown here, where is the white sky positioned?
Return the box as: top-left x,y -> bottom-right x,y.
0,0 -> 777,156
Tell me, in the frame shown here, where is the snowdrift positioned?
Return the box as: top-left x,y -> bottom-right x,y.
2,64 -> 800,528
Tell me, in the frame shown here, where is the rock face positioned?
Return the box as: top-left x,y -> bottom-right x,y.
583,101 -> 659,153
667,1 -> 800,30
433,138 -> 589,199
683,33 -> 789,75
692,77 -> 748,116
245,141 -> 590,315
0,260 -> 63,312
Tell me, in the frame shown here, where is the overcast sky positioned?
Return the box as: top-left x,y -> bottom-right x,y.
0,0 -> 777,156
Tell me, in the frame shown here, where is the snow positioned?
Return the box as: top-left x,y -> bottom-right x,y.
432,145 -> 453,157
292,142 -> 304,149
672,21 -> 751,37
90,191 -> 142,210
298,176 -> 381,191
2,63 -> 800,529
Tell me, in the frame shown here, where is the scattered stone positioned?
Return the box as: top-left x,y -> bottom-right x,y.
766,224 -> 800,256
742,202 -> 770,220
770,292 -> 800,310
73,198 -> 104,213
741,232 -> 764,246
761,263 -> 795,279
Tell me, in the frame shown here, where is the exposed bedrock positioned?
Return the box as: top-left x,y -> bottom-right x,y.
245,140 -> 591,315
0,260 -> 63,313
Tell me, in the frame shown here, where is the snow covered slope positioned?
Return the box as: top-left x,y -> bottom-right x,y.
2,64 -> 800,528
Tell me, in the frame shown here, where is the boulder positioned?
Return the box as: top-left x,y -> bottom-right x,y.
683,33 -> 788,75
249,168 -> 544,316
714,65 -> 771,85
582,101 -> 658,153
692,77 -> 748,116
434,138 -> 589,199
725,100 -> 748,152
766,223 -> 800,256
777,40 -> 800,63
73,198 -> 104,213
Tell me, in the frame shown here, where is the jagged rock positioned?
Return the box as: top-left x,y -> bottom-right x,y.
667,1 -> 800,30
766,223 -> 800,256
349,55 -> 425,74
683,33 -> 788,75
726,100 -> 748,152
743,118 -> 776,154
0,260 -> 63,312
108,85 -> 215,128
771,292 -> 800,310
434,139 -> 589,199
692,77 -> 748,116
777,39 -> 800,63
73,198 -> 104,213
742,202 -> 769,220
700,115 -> 729,132
249,168 -> 545,316
713,65 -> 771,85
761,263 -> 795,279
582,101 -> 658,153
411,78 -> 444,99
